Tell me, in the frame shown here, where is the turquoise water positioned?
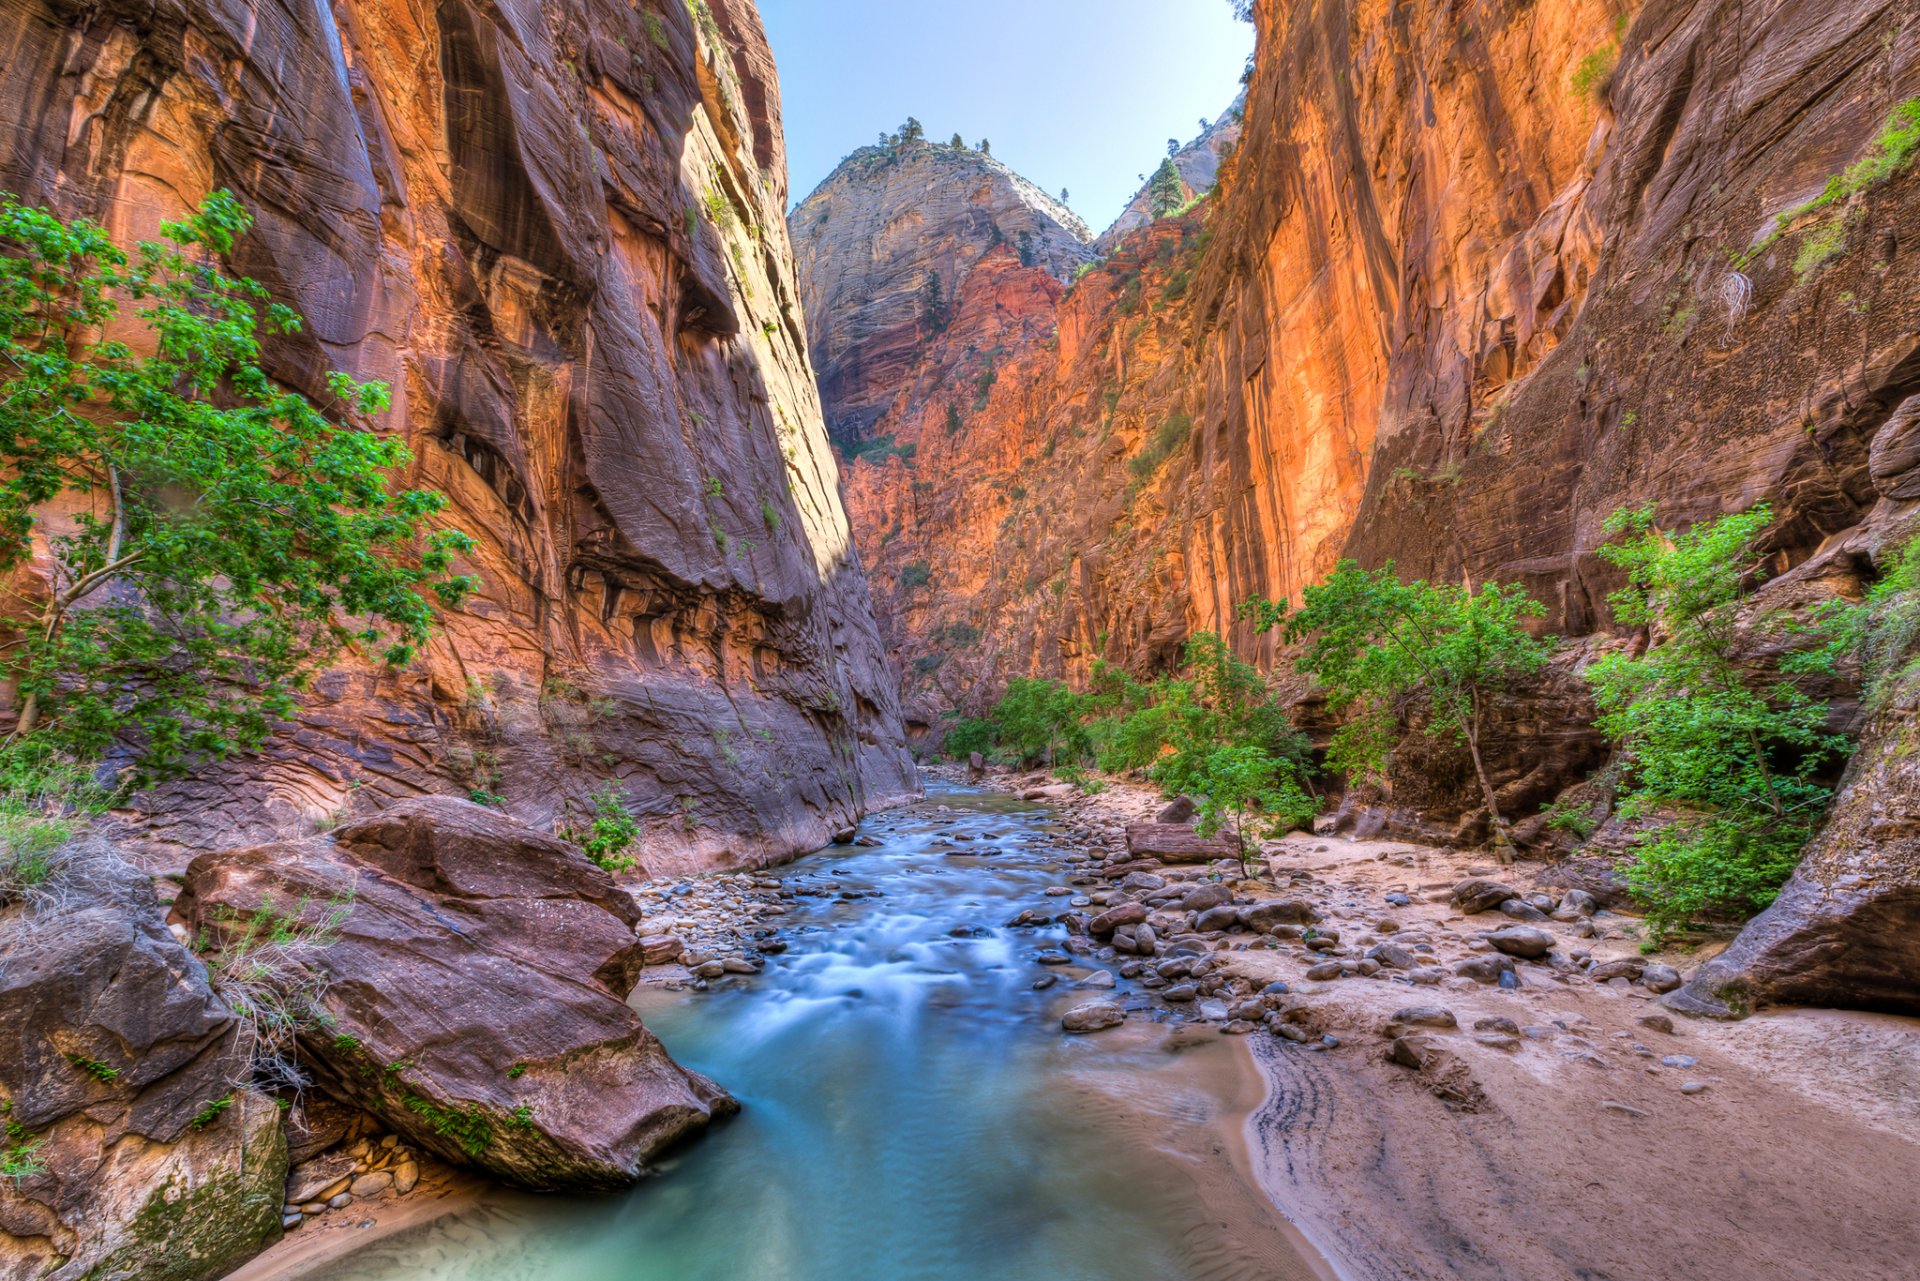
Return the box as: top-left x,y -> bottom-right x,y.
302,784 -> 1314,1281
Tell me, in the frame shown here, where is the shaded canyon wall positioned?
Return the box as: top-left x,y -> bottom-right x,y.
0,0 -> 918,873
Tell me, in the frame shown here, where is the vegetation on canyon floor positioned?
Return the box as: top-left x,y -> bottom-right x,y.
946,510 -> 1918,942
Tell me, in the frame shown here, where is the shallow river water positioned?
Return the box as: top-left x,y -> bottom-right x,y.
300,783 -> 1327,1281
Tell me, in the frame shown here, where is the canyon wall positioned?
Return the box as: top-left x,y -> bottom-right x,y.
808,0 -> 1920,1008
791,138 -> 1093,445
0,0 -> 917,873
815,0 -> 1917,736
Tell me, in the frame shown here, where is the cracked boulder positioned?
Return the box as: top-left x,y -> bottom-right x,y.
172,798 -> 736,1191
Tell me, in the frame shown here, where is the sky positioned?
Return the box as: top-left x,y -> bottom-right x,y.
759,1 -> 1254,233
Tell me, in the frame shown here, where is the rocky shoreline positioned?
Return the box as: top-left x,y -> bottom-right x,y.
956,768 -> 1920,1281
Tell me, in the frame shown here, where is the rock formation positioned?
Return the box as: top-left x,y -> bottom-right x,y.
790,138 -> 1093,444
0,848 -> 287,1281
806,0 -> 1920,1010
173,798 -> 737,1190
1094,96 -> 1244,254
0,0 -> 916,875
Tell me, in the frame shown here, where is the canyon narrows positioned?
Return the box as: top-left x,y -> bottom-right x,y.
1,0 -> 1919,1279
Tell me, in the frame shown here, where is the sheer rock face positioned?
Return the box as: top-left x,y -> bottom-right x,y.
0,0 -> 916,874
822,0 -> 1920,1011
172,797 -> 738,1191
0,850 -> 287,1281
789,141 -> 1093,444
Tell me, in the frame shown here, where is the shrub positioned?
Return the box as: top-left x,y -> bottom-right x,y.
1190,744 -> 1319,879
196,891 -> 354,1090
1128,414 -> 1192,480
561,783 -> 640,873
940,715 -> 997,759
1585,504 -> 1849,937
899,562 -> 932,589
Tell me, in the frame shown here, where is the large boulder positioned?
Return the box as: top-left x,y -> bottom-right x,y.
1125,822 -> 1239,864
173,798 -> 735,1191
0,845 -> 286,1281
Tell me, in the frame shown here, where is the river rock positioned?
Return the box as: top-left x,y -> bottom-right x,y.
639,934 -> 687,966
1193,905 -> 1240,933
1498,898 -> 1551,922
1589,958 -> 1646,982
1483,926 -> 1555,959
1366,942 -> 1418,970
1156,796 -> 1198,824
1451,879 -> 1519,914
1061,1002 -> 1126,1033
1180,883 -> 1233,913
1241,899 -> 1321,930
1088,902 -> 1149,935
287,1151 -> 358,1204
1455,954 -> 1516,984
0,843 -> 287,1281
1642,963 -> 1683,994
1391,1005 -> 1458,1029
174,799 -> 736,1192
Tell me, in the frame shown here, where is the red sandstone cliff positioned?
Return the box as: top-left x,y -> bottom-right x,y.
813,0 -> 1920,1009
0,0 -> 917,871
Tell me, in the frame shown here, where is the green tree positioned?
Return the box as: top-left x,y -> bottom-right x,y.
919,269 -> 948,333
0,192 -> 475,783
1190,744 -> 1317,879
978,138 -> 991,155
1262,564 -> 1553,860
1148,158 -> 1186,217
950,133 -> 966,149
899,116 -> 925,143
1585,505 -> 1848,936
991,677 -> 1089,766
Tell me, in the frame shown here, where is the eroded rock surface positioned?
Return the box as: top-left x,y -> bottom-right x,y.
0,0 -> 916,874
173,798 -> 737,1191
0,848 -> 286,1281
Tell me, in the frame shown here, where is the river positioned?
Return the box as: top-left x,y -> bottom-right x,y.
279,782 -> 1330,1281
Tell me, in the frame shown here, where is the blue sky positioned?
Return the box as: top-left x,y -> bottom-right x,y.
759,1 -> 1254,232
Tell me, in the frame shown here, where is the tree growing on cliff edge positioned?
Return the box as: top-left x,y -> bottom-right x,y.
1148,159 -> 1186,218
1252,565 -> 1553,861
919,270 -> 949,333
1585,505 -> 1850,938
0,191 -> 476,787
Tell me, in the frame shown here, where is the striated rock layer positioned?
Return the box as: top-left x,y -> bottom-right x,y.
790,138 -> 1093,445
0,0 -> 917,874
817,0 -> 1920,1011
173,798 -> 737,1191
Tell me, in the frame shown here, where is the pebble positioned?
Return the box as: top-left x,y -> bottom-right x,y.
1391,1005 -> 1457,1029
1598,1100 -> 1648,1118
1074,970 -> 1117,989
1680,1080 -> 1708,1095
1660,1055 -> 1697,1069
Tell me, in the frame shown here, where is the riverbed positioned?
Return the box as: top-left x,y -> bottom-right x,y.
267,783 -> 1330,1281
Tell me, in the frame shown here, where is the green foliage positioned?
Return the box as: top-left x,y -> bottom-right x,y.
1148,158 -> 1186,218
188,1094 -> 234,1131
843,434 -> 915,467
1,1110 -> 44,1183
899,561 -> 932,590
401,1093 -> 492,1156
944,404 -> 964,436
1191,744 -> 1319,878
0,192 -> 475,784
919,269 -> 949,333
1735,98 -> 1920,270
508,1104 -> 535,1130
506,1062 -> 527,1079
991,677 -> 1093,767
939,715 -> 997,759
561,783 -> 640,873
1586,504 -> 1848,937
469,788 -> 504,807
65,1052 -> 121,1083
1793,221 -> 1846,277
1128,414 -> 1192,480
760,497 -> 782,532
1265,562 -> 1552,852
1792,534 -> 1920,711
643,12 -> 669,50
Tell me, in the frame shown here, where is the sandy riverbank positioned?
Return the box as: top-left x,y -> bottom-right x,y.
1038,772 -> 1920,1281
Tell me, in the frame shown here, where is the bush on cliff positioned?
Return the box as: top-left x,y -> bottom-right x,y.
0,192 -> 475,786
1586,505 -> 1850,938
